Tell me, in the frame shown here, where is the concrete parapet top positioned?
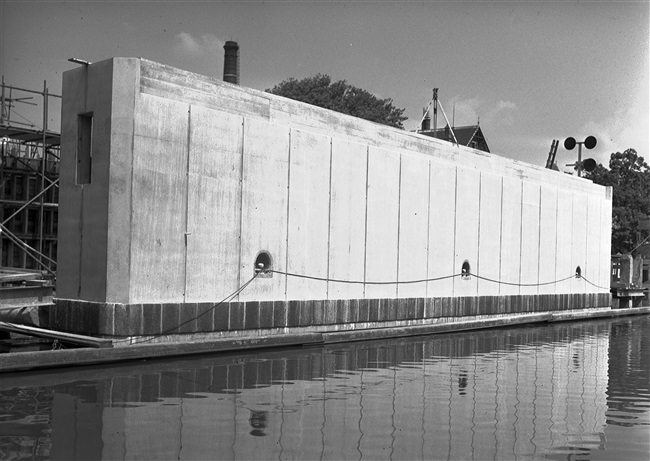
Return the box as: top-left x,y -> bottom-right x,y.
81,56 -> 606,197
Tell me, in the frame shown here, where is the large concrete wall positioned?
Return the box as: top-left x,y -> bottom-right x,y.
59,58 -> 612,307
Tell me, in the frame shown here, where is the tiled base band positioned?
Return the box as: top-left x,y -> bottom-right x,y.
50,293 -> 612,337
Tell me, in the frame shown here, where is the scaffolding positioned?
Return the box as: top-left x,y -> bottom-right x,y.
1,77 -> 60,276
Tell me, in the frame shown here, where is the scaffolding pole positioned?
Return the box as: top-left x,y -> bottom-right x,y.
0,77 -> 60,273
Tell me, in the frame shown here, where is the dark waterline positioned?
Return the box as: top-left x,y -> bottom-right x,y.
0,316 -> 648,460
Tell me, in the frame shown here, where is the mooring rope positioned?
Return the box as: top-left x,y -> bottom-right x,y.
579,275 -> 611,291
115,272 -> 260,345
267,269 -> 461,285
113,268 -> 610,346
268,269 -> 583,288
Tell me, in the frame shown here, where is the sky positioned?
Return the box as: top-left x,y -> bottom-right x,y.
1,0 -> 648,169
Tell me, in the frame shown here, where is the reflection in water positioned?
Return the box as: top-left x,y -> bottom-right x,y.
0,317 -> 648,460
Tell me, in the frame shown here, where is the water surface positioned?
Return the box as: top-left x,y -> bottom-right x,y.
1,316 -> 648,460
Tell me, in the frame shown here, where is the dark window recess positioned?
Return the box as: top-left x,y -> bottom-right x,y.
254,251 -> 273,278
76,113 -> 93,184
461,261 -> 471,279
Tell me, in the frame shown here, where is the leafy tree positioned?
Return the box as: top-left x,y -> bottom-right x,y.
585,149 -> 650,254
266,74 -> 407,129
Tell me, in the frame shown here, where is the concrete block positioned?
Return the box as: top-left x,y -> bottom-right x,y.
406,298 -> 417,320
478,173 -> 503,295
244,301 -> 260,330
398,154 -> 430,299
480,296 -> 489,315
415,298 -> 424,319
531,294 -> 539,312
500,296 -> 509,314
368,299 -> 380,322
231,302 -> 246,330
424,297 -> 434,318
46,302 -> 59,331
395,298 -> 406,321
239,119 -> 290,302
272,301 -> 287,328
336,299 -> 350,324
452,297 -> 461,316
196,303 -> 214,333
98,303 -> 115,336
349,299 -> 359,323
259,301 -> 274,329
570,294 -> 578,310
312,299 -> 324,325
185,107 -> 242,303
428,162 -> 456,297
328,139 -> 367,300
358,299 -> 369,323
516,295 -> 525,314
441,297 -> 451,317
365,147 -> 399,299
114,303 -> 129,336
464,297 -> 474,316
287,300 -> 300,327
454,167 -> 480,298
161,303 -> 180,335
324,300 -> 337,325
460,297 -> 470,316
520,183 -> 541,296
539,294 -> 548,312
587,293 -> 594,308
602,293 -> 612,307
433,297 -> 443,318
551,294 -> 559,311
500,177 -> 523,296
477,296 -> 486,315
214,304 -> 229,331
286,129 -> 330,300
300,300 -> 313,327
142,303 -> 162,335
178,303 -> 198,334
468,296 -> 477,316
84,303 -> 100,336
68,300 -> 82,332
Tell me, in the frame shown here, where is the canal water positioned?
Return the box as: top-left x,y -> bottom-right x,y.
0,316 -> 648,460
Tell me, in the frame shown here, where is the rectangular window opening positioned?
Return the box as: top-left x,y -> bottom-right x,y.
76,113 -> 93,185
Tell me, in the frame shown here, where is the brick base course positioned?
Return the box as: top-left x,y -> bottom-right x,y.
50,292 -> 612,337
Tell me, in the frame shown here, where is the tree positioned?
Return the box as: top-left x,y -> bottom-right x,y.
266,74 -> 407,129
585,149 -> 650,254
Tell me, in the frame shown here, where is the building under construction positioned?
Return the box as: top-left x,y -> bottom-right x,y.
1,78 -> 60,275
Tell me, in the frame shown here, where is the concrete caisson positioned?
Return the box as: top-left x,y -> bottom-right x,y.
55,58 -> 613,339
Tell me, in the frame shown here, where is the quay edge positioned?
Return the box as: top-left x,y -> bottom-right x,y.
1,306 -> 649,373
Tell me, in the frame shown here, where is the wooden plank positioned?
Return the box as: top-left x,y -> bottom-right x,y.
0,321 -> 113,348
0,272 -> 43,284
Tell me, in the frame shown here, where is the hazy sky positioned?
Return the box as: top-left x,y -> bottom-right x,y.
1,0 -> 648,168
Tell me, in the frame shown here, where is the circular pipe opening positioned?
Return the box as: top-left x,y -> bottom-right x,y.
461,260 -> 471,279
254,251 -> 273,277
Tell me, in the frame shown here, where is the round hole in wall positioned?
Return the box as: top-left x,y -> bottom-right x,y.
575,266 -> 582,278
461,260 -> 471,279
254,251 -> 273,278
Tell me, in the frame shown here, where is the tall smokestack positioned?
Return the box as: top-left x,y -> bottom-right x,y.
223,41 -> 239,85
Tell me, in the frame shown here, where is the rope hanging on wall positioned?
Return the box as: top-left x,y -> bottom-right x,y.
115,269 -> 609,346
115,272 -> 261,345
268,269 -> 597,288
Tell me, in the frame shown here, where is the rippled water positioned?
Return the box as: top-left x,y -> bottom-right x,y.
0,316 -> 648,460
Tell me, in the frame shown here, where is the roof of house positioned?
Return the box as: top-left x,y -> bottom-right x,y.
418,124 -> 490,153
